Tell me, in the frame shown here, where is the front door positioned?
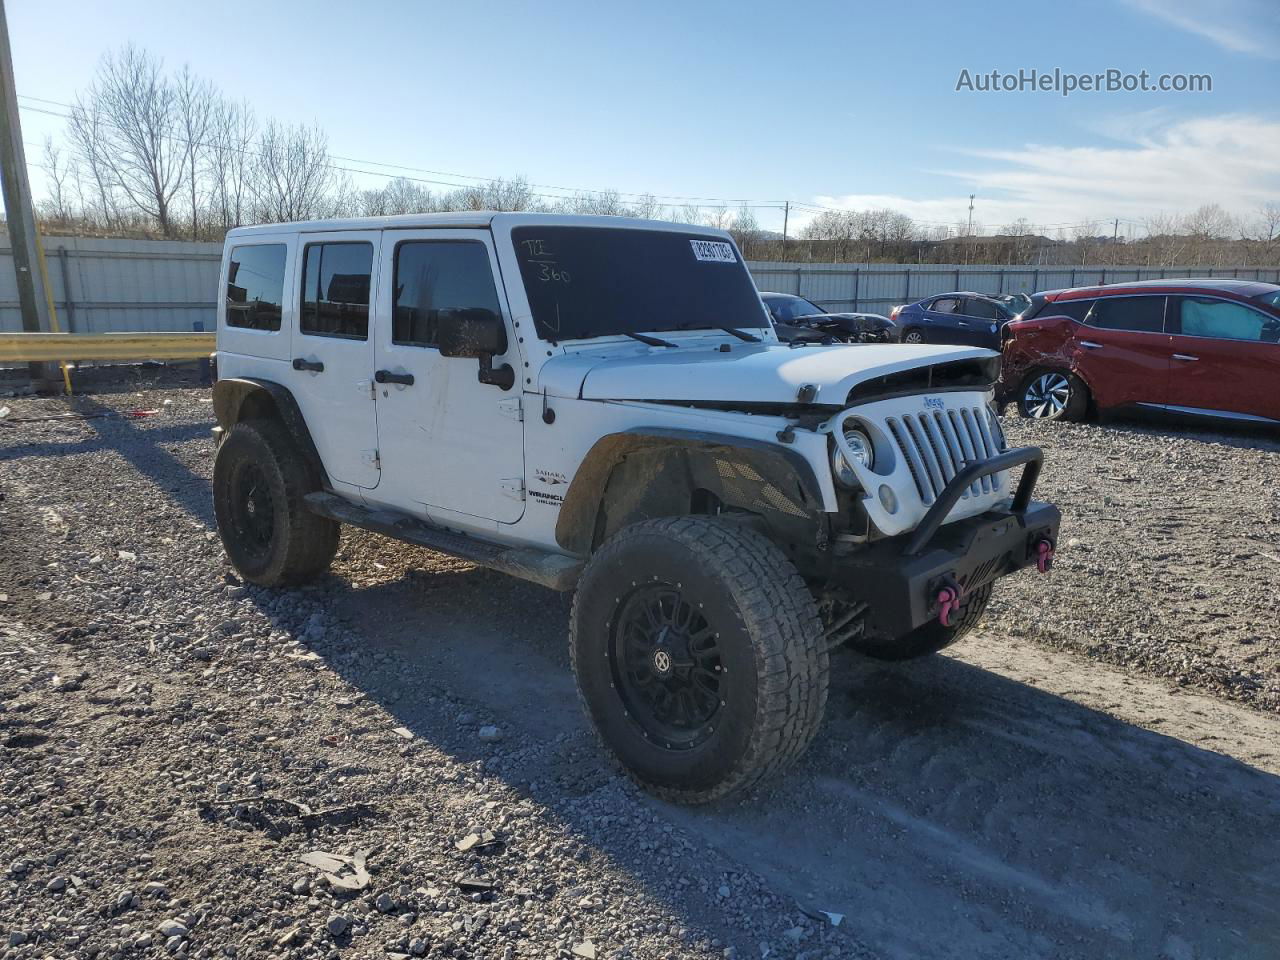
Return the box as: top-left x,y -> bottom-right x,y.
1069,295 -> 1172,409
371,230 -> 525,525
289,231 -> 382,489
1166,295 -> 1280,421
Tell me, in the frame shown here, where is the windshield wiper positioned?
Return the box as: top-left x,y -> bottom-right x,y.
622,331 -> 679,348
716,326 -> 761,343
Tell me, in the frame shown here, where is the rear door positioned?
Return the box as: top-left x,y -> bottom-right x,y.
957,297 -> 1004,348
1166,295 -> 1280,421
370,230 -> 525,525
922,297 -> 962,343
290,231 -> 382,489
1071,295 -> 1171,409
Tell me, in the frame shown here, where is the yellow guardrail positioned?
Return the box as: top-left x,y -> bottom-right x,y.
0,331 -> 215,363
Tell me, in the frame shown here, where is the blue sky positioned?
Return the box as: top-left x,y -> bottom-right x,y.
9,0 -> 1279,234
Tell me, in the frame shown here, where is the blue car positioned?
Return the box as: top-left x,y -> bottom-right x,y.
890,292 -> 1022,348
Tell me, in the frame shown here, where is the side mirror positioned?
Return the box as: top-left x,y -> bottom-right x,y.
436,308 -> 515,390
437,307 -> 507,358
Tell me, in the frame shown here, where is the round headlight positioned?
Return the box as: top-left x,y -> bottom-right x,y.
832,428 -> 874,487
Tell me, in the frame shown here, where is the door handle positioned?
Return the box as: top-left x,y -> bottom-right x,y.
374,370 -> 415,386
1172,354 -> 1200,362
1079,340 -> 1102,350
292,358 -> 324,372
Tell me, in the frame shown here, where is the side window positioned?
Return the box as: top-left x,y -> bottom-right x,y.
1087,296 -> 1166,333
1178,297 -> 1277,343
392,241 -> 501,347
931,297 -> 958,314
1048,299 -> 1093,322
961,298 -> 1001,320
300,242 -> 373,340
225,244 -> 286,332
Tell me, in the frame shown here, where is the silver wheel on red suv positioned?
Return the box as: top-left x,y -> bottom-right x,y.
1018,370 -> 1089,421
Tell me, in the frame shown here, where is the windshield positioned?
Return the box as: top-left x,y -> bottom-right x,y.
1254,288 -> 1280,309
765,295 -> 826,323
511,226 -> 767,341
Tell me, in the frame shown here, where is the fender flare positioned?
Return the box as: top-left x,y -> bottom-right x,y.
212,377 -> 327,481
555,427 -> 826,556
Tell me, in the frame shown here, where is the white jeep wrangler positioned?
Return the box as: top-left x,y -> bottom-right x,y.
212,213 -> 1060,803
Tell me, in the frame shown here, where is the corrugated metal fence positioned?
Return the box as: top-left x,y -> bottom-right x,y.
3,236 -> 1278,334
749,261 -> 1280,313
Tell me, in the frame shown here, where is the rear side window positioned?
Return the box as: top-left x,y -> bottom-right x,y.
393,241 -> 501,347
225,244 -> 286,332
931,297 -> 958,314
1179,297 -> 1277,342
1045,299 -> 1093,322
301,242 -> 373,340
1087,296 -> 1166,333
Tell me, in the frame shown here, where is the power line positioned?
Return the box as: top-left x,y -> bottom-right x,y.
17,93 -> 789,210
16,91 -> 1165,236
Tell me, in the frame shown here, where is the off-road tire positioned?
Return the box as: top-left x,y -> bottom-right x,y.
213,418 -> 338,587
1018,369 -> 1089,422
848,583 -> 992,661
570,516 -> 829,804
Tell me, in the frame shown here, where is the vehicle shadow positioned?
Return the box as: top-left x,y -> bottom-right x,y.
312,557 -> 1280,960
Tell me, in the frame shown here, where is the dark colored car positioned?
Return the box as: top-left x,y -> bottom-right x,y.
999,278 -> 1280,424
760,292 -> 897,343
890,292 -> 1020,348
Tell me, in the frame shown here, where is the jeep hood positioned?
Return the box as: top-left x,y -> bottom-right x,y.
541,342 -> 997,406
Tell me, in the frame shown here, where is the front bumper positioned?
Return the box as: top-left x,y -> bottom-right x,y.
829,446 -> 1061,638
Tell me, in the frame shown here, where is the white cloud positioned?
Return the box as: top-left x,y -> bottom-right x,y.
1123,0 -> 1280,57
809,113 -> 1280,233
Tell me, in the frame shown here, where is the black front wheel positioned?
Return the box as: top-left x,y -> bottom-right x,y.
571,517 -> 829,804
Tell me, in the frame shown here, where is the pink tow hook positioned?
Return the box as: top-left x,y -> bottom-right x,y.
1036,538 -> 1056,574
936,585 -> 962,628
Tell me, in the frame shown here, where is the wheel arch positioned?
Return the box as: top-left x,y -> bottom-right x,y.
555,428 -> 827,558
212,377 -> 328,483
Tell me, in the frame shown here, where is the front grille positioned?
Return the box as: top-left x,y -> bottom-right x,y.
884,406 -> 1003,505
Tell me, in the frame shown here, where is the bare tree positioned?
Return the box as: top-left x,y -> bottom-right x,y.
729,203 -> 760,257
66,95 -> 119,229
250,121 -> 339,222
88,45 -> 186,236
207,98 -> 257,231
39,137 -> 74,222
174,65 -> 216,238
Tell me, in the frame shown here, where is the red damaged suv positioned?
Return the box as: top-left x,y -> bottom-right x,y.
999,279 -> 1280,425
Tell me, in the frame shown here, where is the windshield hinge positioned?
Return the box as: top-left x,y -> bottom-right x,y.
498,396 -> 523,421
499,477 -> 525,501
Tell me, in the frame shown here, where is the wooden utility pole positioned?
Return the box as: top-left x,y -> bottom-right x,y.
0,0 -> 55,389
781,201 -> 790,252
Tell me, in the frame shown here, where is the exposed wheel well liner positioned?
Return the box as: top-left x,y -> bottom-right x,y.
555,428 -> 826,557
212,378 -> 327,484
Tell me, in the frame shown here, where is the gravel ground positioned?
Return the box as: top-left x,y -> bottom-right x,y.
1,378 -> 1278,960
994,415 -> 1280,712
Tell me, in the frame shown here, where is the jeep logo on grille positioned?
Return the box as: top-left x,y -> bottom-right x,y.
923,396 -> 945,410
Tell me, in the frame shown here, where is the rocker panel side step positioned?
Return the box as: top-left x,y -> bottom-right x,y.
304,492 -> 583,591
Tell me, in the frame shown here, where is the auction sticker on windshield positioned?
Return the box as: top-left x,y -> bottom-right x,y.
690,240 -> 737,263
